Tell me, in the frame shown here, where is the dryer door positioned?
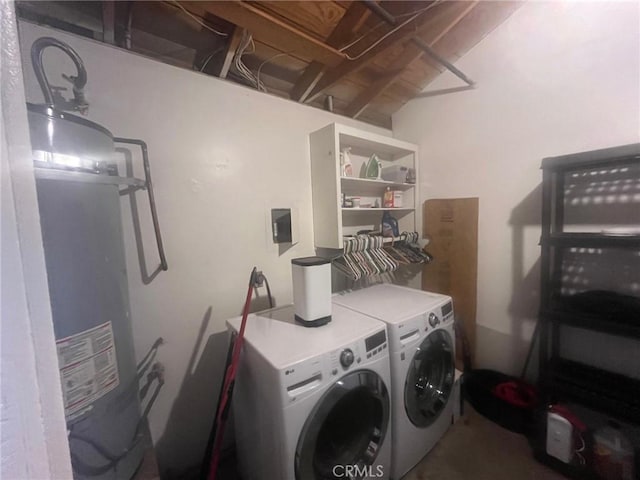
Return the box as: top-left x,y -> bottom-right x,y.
295,370 -> 389,480
404,329 -> 454,428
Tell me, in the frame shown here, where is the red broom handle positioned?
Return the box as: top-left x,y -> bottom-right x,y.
207,269 -> 256,480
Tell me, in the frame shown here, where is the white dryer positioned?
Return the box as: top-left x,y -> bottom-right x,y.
228,303 -> 392,480
333,284 -> 455,480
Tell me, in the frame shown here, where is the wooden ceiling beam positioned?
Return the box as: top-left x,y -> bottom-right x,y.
291,1 -> 371,102
345,46 -> 420,118
191,9 -> 233,74
188,1 -> 346,67
218,26 -> 244,78
345,1 -> 478,118
131,2 -> 223,53
304,1 -> 470,104
291,63 -> 326,102
17,1 -> 103,38
101,1 -> 115,44
256,1 -> 348,40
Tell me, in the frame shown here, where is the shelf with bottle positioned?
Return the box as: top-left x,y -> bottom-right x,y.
532,400 -> 639,480
340,176 -> 415,191
536,144 -> 640,480
310,122 -> 418,249
341,191 -> 413,210
341,207 -> 414,212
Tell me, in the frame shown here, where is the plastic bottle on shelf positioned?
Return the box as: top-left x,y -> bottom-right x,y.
592,421 -> 635,480
383,187 -> 393,208
381,211 -> 399,238
340,147 -> 353,177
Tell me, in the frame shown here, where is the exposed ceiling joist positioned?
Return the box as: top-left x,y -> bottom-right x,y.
345,45 -> 419,118
132,2 -> 225,53
218,26 -> 244,79
191,10 -> 225,73
291,63 -> 326,103
16,0 -> 522,129
186,1 -> 346,67
101,1 -> 115,44
17,1 -> 102,37
345,1 -> 478,118
303,1 -> 465,104
291,1 -> 371,102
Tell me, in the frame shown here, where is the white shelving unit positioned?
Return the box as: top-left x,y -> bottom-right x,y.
309,123 -> 419,249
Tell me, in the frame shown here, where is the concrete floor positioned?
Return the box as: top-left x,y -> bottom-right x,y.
402,405 -> 566,480
199,404 -> 567,480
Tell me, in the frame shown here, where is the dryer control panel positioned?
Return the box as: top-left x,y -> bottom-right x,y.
282,327 -> 388,404
441,301 -> 454,322
389,300 -> 455,352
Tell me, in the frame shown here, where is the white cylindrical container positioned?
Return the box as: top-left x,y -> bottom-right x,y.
291,257 -> 332,327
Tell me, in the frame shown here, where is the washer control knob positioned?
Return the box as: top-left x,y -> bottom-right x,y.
340,349 -> 355,368
428,312 -> 440,327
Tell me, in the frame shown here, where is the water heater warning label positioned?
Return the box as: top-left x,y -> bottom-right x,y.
56,321 -> 120,420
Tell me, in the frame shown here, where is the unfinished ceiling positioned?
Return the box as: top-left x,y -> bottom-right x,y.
17,1 -> 521,128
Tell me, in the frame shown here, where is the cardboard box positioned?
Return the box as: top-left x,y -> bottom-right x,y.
422,198 -> 479,369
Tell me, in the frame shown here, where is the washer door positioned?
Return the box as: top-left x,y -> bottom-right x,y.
295,370 -> 390,480
404,329 -> 454,428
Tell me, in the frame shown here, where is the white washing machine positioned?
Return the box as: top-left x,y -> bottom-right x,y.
228,303 -> 392,480
333,284 -> 455,480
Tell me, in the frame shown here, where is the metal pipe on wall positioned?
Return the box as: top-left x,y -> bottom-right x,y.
324,95 -> 334,112
411,37 -> 475,86
362,0 -> 475,87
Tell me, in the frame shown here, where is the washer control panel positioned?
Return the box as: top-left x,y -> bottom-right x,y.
340,348 -> 355,368
327,328 -> 388,376
330,343 -> 361,375
364,328 -> 387,361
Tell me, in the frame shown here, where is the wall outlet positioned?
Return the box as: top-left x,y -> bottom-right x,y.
546,412 -> 574,463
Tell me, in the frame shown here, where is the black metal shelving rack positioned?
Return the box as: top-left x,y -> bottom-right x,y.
535,143 -> 640,479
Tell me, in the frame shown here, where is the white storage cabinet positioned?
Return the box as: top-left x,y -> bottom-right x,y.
309,123 -> 419,249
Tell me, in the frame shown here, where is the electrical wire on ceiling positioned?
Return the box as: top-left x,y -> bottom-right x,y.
200,47 -> 226,72
233,30 -> 267,92
256,51 -> 294,91
168,0 -> 228,37
163,0 -> 444,94
163,2 -> 282,92
235,1 -> 444,93
340,0 -> 442,61
166,0 -> 441,64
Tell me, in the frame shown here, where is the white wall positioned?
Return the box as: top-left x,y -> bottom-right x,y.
18,21 -> 392,476
1,3 -> 72,478
393,1 -> 640,375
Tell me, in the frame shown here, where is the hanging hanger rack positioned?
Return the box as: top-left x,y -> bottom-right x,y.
332,232 -> 431,281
